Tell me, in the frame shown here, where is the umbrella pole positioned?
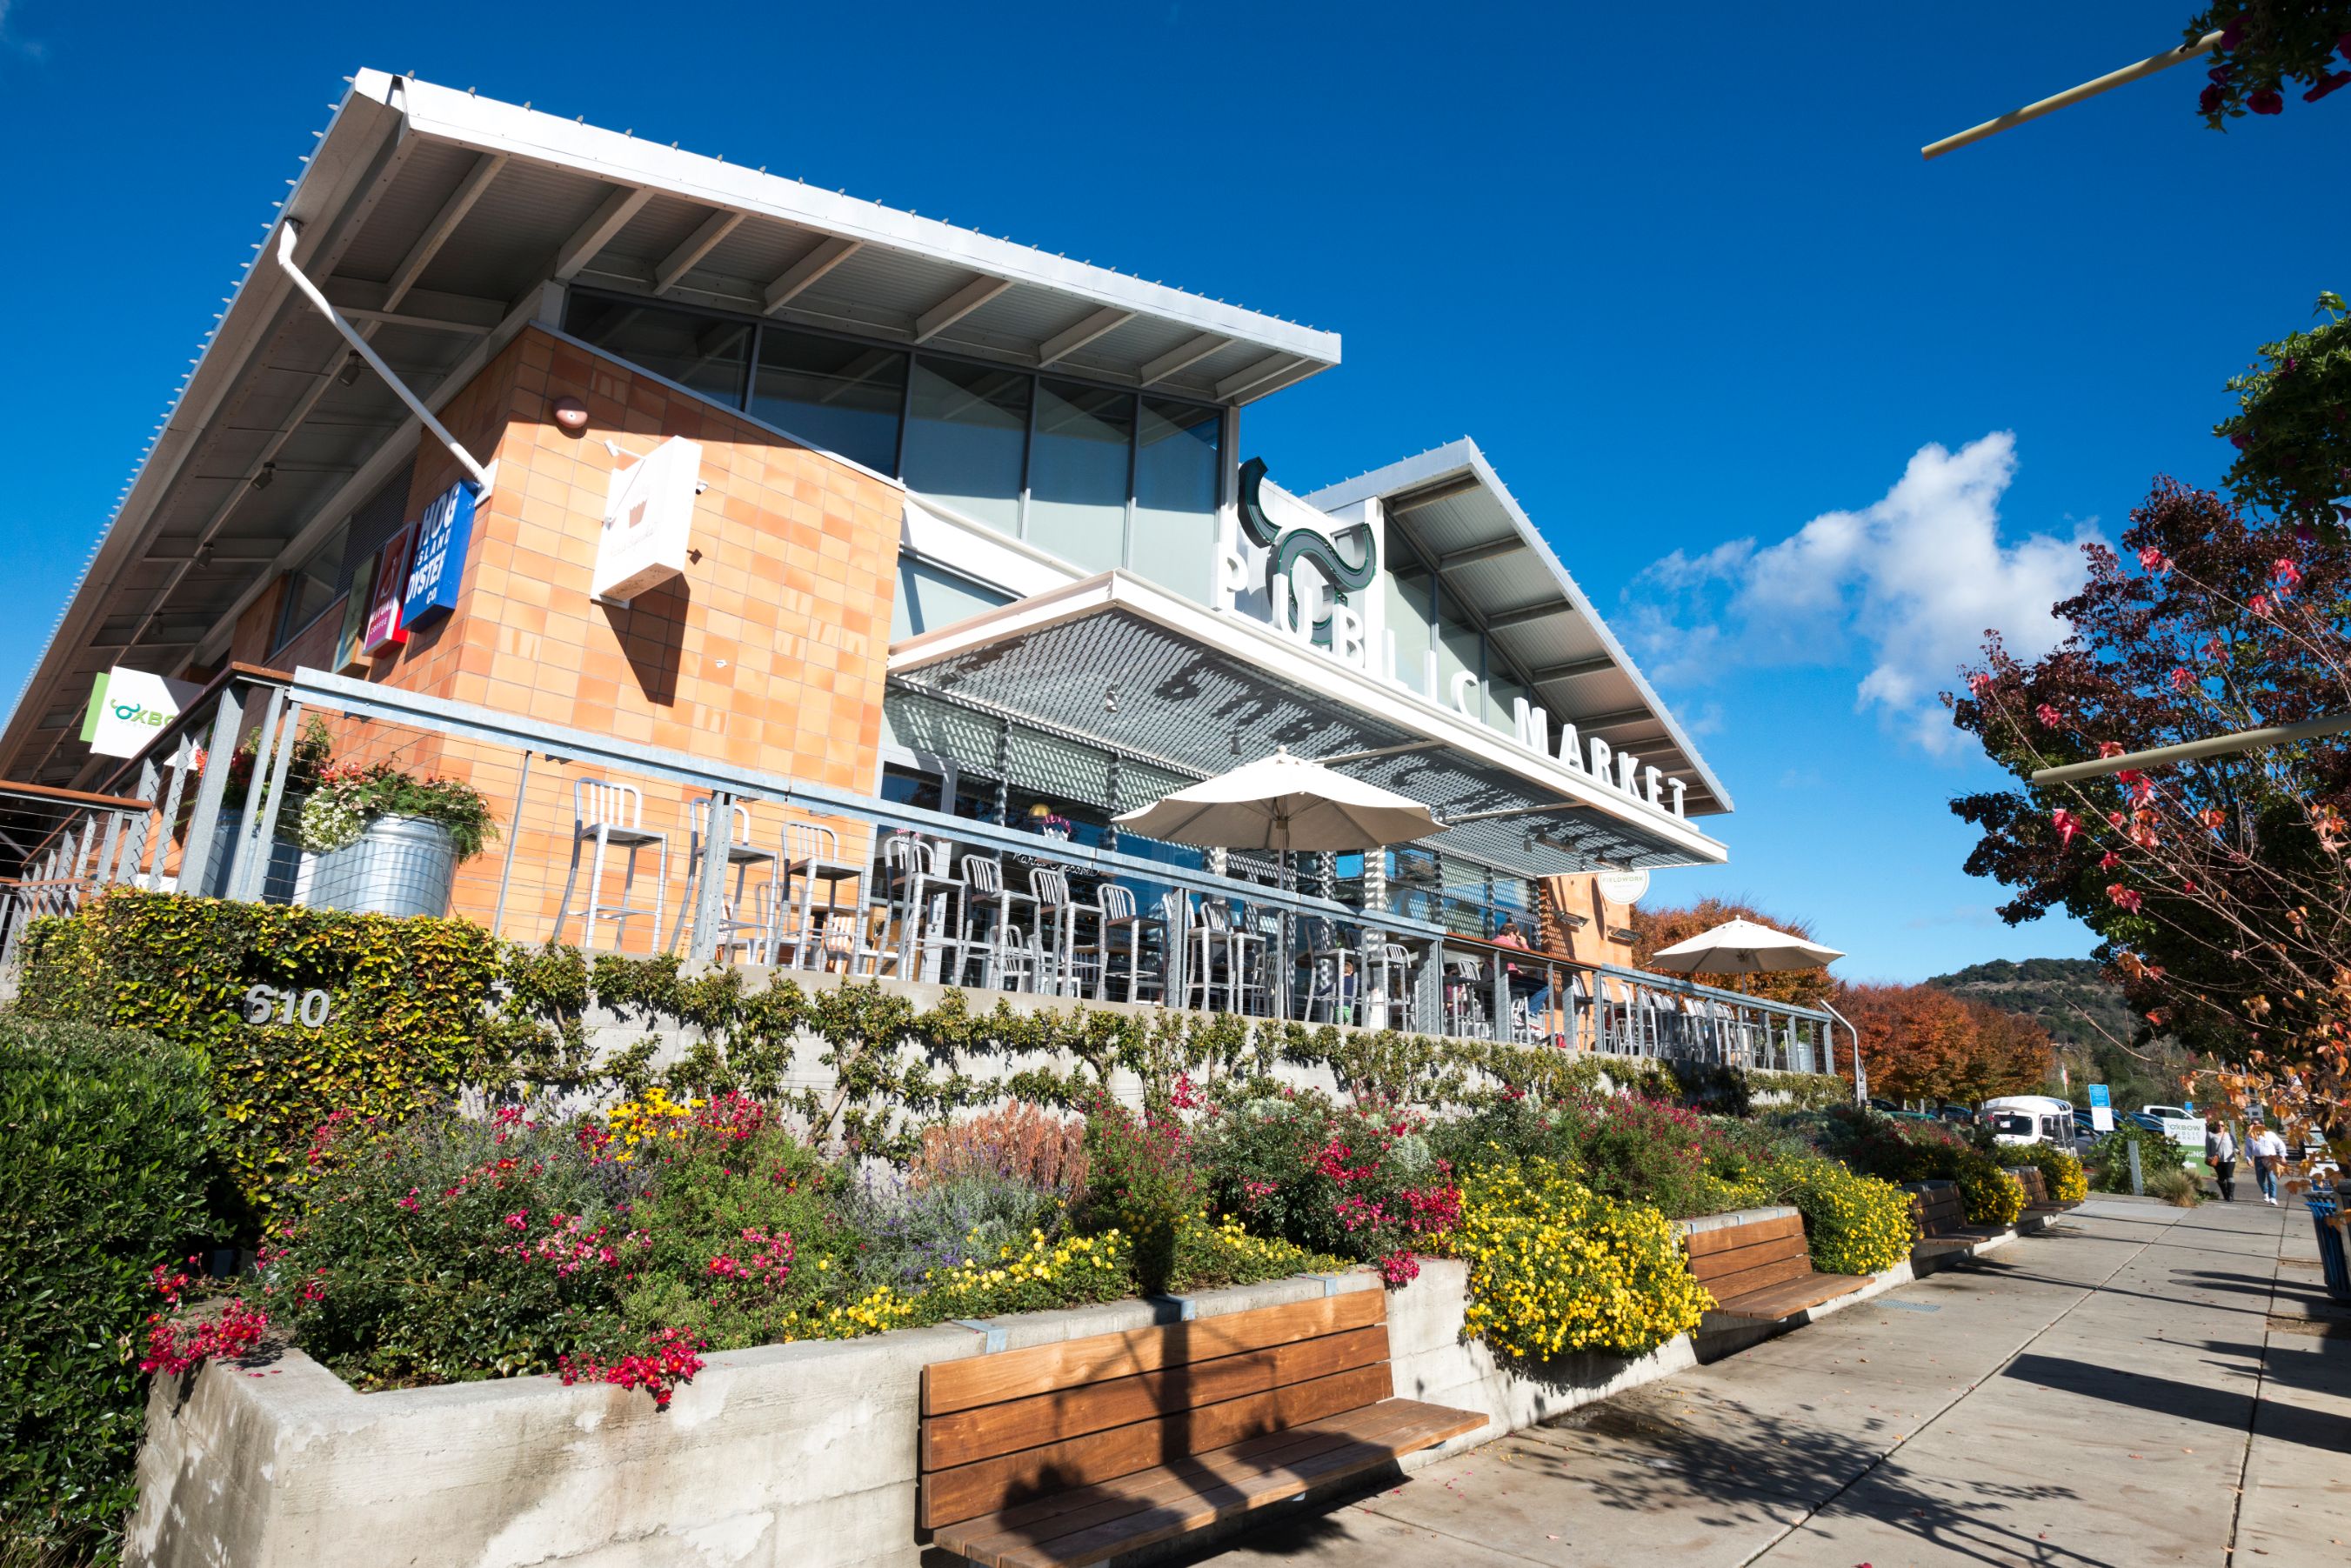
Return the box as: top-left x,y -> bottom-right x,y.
1277,849 -> 1292,1022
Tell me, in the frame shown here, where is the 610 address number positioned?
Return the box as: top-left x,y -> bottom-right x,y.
243,984 -> 332,1028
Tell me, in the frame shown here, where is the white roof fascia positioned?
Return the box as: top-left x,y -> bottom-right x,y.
889,570 -> 1731,865
369,74 -> 1340,370
1303,438 -> 1737,815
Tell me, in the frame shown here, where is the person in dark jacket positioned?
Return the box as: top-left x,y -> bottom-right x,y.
2205,1120 -> 2237,1202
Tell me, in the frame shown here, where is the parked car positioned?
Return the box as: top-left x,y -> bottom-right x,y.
2140,1105 -> 2205,1148
1932,1104 -> 1975,1124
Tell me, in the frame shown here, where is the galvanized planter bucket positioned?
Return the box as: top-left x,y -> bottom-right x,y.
303,815 -> 459,918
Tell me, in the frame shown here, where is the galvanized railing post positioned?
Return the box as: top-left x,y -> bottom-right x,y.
179,688 -> 246,899
240,698 -> 306,902
223,685 -> 286,904
688,791 -> 732,965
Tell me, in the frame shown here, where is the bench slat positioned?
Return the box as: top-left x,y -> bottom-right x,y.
1683,1213 -> 1803,1258
936,1398 -> 1486,1568
922,1324 -> 1391,1471
1710,1271 -> 1871,1324
1700,1249 -> 1817,1302
921,1360 -> 1395,1528
922,1291 -> 1384,1417
1688,1232 -> 1807,1284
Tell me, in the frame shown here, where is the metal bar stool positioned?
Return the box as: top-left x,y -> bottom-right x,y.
552,778 -> 668,953
777,823 -> 864,971
1074,883 -> 1164,1003
1028,866 -> 1081,998
664,797 -> 775,961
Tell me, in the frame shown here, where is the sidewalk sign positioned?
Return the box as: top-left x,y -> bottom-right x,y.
2087,1084 -> 2114,1133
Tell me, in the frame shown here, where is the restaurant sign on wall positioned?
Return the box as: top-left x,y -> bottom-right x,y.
400,482 -> 478,632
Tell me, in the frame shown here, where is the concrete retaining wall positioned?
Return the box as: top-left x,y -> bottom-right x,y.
124,1264 -> 1695,1568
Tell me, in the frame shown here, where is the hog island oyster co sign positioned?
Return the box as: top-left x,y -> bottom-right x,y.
1213,459 -> 1688,821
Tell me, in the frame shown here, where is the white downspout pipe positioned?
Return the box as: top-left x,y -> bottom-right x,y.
271,223 -> 494,494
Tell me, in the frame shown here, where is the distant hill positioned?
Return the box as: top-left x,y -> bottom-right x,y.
1926,957 -> 2188,1106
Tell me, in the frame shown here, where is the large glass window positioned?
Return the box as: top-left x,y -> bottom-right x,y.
1026,380 -> 1133,571
892,556 -> 1013,638
900,357 -> 1031,534
1489,671 -> 1532,735
1132,397 -> 1220,601
750,329 -> 906,474
1437,613 -> 1482,716
565,296 -> 751,406
274,524 -> 351,650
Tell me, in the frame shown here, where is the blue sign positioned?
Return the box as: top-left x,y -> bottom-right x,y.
400,482 -> 478,631
2087,1084 -> 2110,1109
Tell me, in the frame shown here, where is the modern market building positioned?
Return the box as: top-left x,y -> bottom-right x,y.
0,70 -> 1776,1033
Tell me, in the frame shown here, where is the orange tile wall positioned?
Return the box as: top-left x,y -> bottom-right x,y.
324,326 -> 903,946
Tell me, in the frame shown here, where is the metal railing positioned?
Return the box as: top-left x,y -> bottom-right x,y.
6,664 -> 1845,1078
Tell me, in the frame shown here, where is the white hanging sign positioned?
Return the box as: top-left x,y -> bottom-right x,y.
81,667 -> 202,759
593,437 -> 704,602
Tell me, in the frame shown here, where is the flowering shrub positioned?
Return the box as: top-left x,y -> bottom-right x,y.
1754,1158 -> 1915,1277
1450,1158 -> 1710,1361
846,1164 -> 1067,1290
1431,1090 -> 1751,1219
911,1100 -> 1086,1194
297,760 -> 498,857
557,1327 -> 705,1410
1079,1093 -> 1201,1294
2004,1142 -> 2090,1204
1768,1104 -> 2028,1226
1193,1088 -> 1459,1285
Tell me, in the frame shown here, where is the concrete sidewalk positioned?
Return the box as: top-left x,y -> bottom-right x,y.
1179,1194 -> 2349,1567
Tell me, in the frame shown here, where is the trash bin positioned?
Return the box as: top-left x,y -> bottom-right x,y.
2310,1194 -> 2349,1303
304,815 -> 459,918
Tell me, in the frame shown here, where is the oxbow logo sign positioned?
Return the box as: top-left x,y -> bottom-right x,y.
81,667 -> 201,759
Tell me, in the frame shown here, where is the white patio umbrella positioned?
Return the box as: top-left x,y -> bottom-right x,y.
1114,747 -> 1439,1018
1112,746 -> 1439,852
1646,917 -> 1844,976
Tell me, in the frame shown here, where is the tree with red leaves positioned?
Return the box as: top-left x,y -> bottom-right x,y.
1835,984 -> 2052,1106
1949,477 -> 2351,1121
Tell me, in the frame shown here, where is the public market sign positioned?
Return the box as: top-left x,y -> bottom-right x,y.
1215,460 -> 1688,820
401,482 -> 478,632
80,666 -> 201,759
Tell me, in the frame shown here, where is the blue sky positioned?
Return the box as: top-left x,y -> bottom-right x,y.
3,2 -> 2344,981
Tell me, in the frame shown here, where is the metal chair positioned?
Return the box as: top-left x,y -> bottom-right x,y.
1362,941 -> 1415,1032
1028,867 -> 1080,998
553,778 -> 668,952
776,822 -> 865,971
877,833 -> 954,982
664,797 -> 776,961
1073,883 -> 1165,1004
1442,957 -> 1489,1039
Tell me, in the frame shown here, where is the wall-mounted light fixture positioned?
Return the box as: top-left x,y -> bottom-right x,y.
250,462 -> 276,491
336,351 -> 364,387
551,396 -> 589,436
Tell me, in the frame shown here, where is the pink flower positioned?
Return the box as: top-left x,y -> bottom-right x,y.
1966,672 -> 1994,698
2274,557 -> 2304,591
2051,808 -> 2081,847
2097,740 -> 2126,759
2169,667 -> 2194,693
2250,593 -> 2274,617
2136,546 -> 2172,573
504,1211 -> 530,1231
2034,703 -> 2064,729
2099,851 -> 2121,871
2107,884 -> 2142,913
2249,88 -> 2285,115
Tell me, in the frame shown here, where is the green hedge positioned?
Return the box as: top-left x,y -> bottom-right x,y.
17,890 -> 515,1223
0,1018 -> 216,1555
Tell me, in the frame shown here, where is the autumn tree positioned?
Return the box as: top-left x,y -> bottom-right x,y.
1950,477 -> 2351,1119
1627,897 -> 1833,1009
1833,984 -> 2051,1105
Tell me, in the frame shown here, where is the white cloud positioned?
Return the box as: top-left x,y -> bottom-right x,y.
1625,431 -> 2098,754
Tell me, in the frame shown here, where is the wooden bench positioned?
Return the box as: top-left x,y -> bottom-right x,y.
1904,1179 -> 2005,1258
1680,1206 -> 1870,1328
2005,1165 -> 2069,1215
918,1290 -> 1484,1567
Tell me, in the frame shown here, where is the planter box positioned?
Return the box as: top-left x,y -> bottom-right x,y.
125,1263 -> 1695,1568
302,815 -> 459,918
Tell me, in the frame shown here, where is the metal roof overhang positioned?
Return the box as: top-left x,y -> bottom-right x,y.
3,69 -> 1339,791
886,572 -> 1729,875
1305,439 -> 1733,817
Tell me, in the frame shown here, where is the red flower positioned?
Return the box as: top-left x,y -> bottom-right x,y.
2303,71 -> 2350,103
2097,740 -> 2126,759
2274,557 -> 2304,591
2169,667 -> 2194,693
2050,808 -> 2081,847
2248,88 -> 2285,115
2107,884 -> 2142,913
2136,545 -> 2172,573
2034,703 -> 2064,729
2249,593 -> 2274,617
2100,851 -> 2121,871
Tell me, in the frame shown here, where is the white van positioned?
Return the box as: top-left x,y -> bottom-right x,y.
1982,1095 -> 2078,1150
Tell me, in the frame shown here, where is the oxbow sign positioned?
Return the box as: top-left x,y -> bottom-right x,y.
1214,461 -> 1688,821
80,667 -> 201,759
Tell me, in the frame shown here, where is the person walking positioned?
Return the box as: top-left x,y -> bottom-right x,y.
2248,1123 -> 2288,1204
2206,1119 -> 2237,1203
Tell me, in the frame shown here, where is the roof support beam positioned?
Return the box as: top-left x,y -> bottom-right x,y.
1139,332 -> 1228,387
553,185 -> 652,281
1314,739 -> 1446,765
1038,306 -> 1133,368
1386,473 -> 1485,514
1485,601 -> 1565,630
914,274 -> 1012,343
653,209 -> 746,297
1214,352 -> 1297,402
1437,538 -> 1526,570
1573,705 -> 1659,731
382,151 -> 507,313
762,236 -> 861,313
1528,653 -> 1618,682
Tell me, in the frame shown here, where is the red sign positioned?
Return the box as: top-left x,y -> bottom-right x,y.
362,524 -> 413,656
